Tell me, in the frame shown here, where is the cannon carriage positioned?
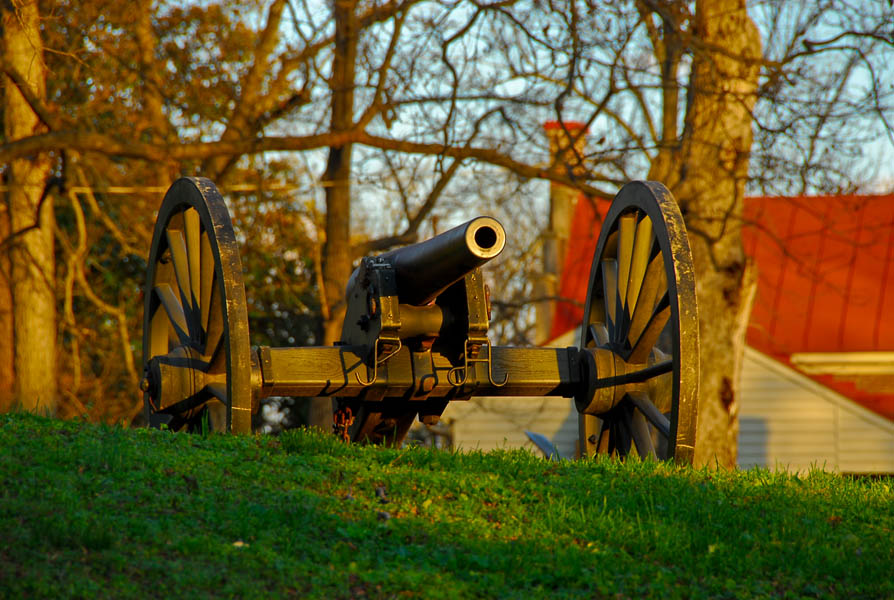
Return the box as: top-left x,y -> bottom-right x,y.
140,177 -> 699,462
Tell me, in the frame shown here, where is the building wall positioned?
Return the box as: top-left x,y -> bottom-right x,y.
740,348 -> 894,473
442,396 -> 579,458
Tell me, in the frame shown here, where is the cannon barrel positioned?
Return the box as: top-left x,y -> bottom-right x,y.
375,216 -> 505,306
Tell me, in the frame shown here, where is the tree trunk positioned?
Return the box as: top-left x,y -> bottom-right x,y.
308,0 -> 359,430
0,197 -> 12,412
2,0 -> 56,414
649,0 -> 761,468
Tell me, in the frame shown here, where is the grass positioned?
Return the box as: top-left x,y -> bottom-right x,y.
1,413 -> 891,599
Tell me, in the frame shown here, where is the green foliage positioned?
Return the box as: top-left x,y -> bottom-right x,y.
229,187 -> 322,348
33,0 -> 325,424
1,413 -> 891,599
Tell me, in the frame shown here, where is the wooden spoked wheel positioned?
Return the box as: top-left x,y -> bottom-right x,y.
141,178 -> 253,433
577,181 -> 698,463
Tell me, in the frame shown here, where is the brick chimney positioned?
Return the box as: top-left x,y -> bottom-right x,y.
536,121 -> 588,344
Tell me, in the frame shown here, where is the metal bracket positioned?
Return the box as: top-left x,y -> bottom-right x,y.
410,349 -> 437,400
447,338 -> 508,388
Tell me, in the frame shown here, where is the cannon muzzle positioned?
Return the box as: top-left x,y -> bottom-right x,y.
354,216 -> 506,306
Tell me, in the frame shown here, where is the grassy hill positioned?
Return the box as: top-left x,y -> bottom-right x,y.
1,412 -> 891,599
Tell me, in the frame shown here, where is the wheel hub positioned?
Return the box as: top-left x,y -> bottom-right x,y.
575,346 -> 650,415
142,345 -> 221,413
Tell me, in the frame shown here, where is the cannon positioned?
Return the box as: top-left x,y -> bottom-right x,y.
141,177 -> 699,462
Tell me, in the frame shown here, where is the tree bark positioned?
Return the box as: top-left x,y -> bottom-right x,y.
2,0 -> 56,414
649,0 -> 761,468
0,194 -> 12,412
308,0 -> 359,430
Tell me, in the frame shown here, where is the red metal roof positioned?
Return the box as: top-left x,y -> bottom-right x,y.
550,192 -> 894,420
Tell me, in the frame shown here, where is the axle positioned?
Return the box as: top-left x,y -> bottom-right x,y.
141,341 -> 673,424
253,344 -> 581,400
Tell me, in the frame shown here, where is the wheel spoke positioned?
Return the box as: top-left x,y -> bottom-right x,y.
596,418 -> 611,453
594,360 -> 672,388
587,323 -> 609,348
205,382 -> 227,403
628,392 -> 670,438
200,230 -> 214,335
647,372 -> 673,413
606,420 -> 616,455
652,346 -> 671,363
165,229 -> 193,314
208,332 -> 226,373
614,302 -> 630,347
626,215 -> 653,317
617,213 -> 636,309
630,406 -> 656,459
646,348 -> 674,413
151,260 -> 179,350
580,413 -> 600,457
627,292 -> 670,364
184,208 -> 201,314
615,415 -> 632,457
205,279 -> 223,357
586,324 -> 598,347
154,283 -> 190,345
628,254 -> 666,348
206,400 -> 227,431
601,258 -> 618,334
149,305 -> 170,355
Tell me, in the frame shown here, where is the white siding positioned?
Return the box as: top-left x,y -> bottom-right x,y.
442,396 -> 579,458
838,407 -> 894,473
739,348 -> 894,473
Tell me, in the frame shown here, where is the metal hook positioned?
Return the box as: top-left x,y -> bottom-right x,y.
356,338 -> 403,387
447,339 -> 508,388
486,345 -> 509,388
446,365 -> 466,387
